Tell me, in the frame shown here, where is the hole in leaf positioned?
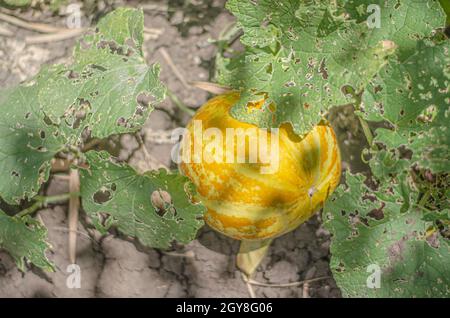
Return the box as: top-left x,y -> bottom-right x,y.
360,217 -> 369,226
398,145 -> 412,160
151,190 -> 172,217
134,106 -> 145,116
335,262 -> 345,272
89,90 -> 99,98
97,40 -> 131,56
417,105 -> 437,123
125,38 -> 137,51
284,81 -> 296,87
318,58 -> 328,80
341,85 -> 354,97
91,64 -> 107,72
67,70 -> 79,79
43,114 -> 56,126
116,117 -> 127,127
374,85 -> 383,94
93,189 -> 112,204
136,92 -> 155,109
368,202 -> 385,220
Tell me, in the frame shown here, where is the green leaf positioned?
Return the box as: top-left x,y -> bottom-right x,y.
323,172 -> 450,297
363,41 -> 449,128
0,210 -> 54,271
0,84 -> 65,204
79,151 -> 205,249
423,209 -> 450,222
39,7 -> 165,139
95,7 -> 144,53
220,0 -> 399,137
220,0 -> 445,137
368,149 -> 410,181
362,41 -> 450,173
0,8 -> 165,204
342,0 -> 446,61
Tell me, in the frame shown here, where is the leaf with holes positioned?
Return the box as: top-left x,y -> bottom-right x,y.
0,84 -> 65,204
362,40 -> 450,173
342,0 -> 445,61
0,8 -> 165,204
323,172 -> 450,297
0,210 -> 54,271
38,7 -> 165,139
218,0 -> 399,137
79,151 -> 205,249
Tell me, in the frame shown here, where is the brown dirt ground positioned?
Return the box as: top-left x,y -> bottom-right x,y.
0,0 -> 369,298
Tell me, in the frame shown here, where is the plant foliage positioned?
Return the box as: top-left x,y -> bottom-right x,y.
220,0 -> 449,297
0,8 -> 203,270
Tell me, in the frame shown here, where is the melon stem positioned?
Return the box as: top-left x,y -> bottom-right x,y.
237,238 -> 273,277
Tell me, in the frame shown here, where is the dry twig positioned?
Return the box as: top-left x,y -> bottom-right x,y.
246,276 -> 330,288
162,250 -> 195,258
159,47 -> 190,89
144,26 -> 163,35
0,12 -> 61,33
68,169 -> 80,264
189,81 -> 231,95
0,12 -> 86,44
25,28 -> 86,44
241,272 -> 256,298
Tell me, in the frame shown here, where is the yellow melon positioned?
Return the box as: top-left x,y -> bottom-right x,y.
179,92 -> 341,241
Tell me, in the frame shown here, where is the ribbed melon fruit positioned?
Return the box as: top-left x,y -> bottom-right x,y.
179,92 -> 341,241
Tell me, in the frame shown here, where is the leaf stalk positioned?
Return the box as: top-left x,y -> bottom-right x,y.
15,192 -> 78,218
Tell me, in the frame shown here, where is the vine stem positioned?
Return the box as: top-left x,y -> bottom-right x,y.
15,193 -> 78,218
358,116 -> 374,147
418,189 -> 432,209
352,92 -> 378,151
166,89 -> 195,116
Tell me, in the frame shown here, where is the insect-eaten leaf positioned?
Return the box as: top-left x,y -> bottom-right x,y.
0,85 -> 64,205
218,0 -> 407,137
362,41 -> 450,174
79,151 -> 205,249
0,210 -> 54,272
0,8 -> 165,204
323,172 -> 450,297
219,0 -> 444,137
